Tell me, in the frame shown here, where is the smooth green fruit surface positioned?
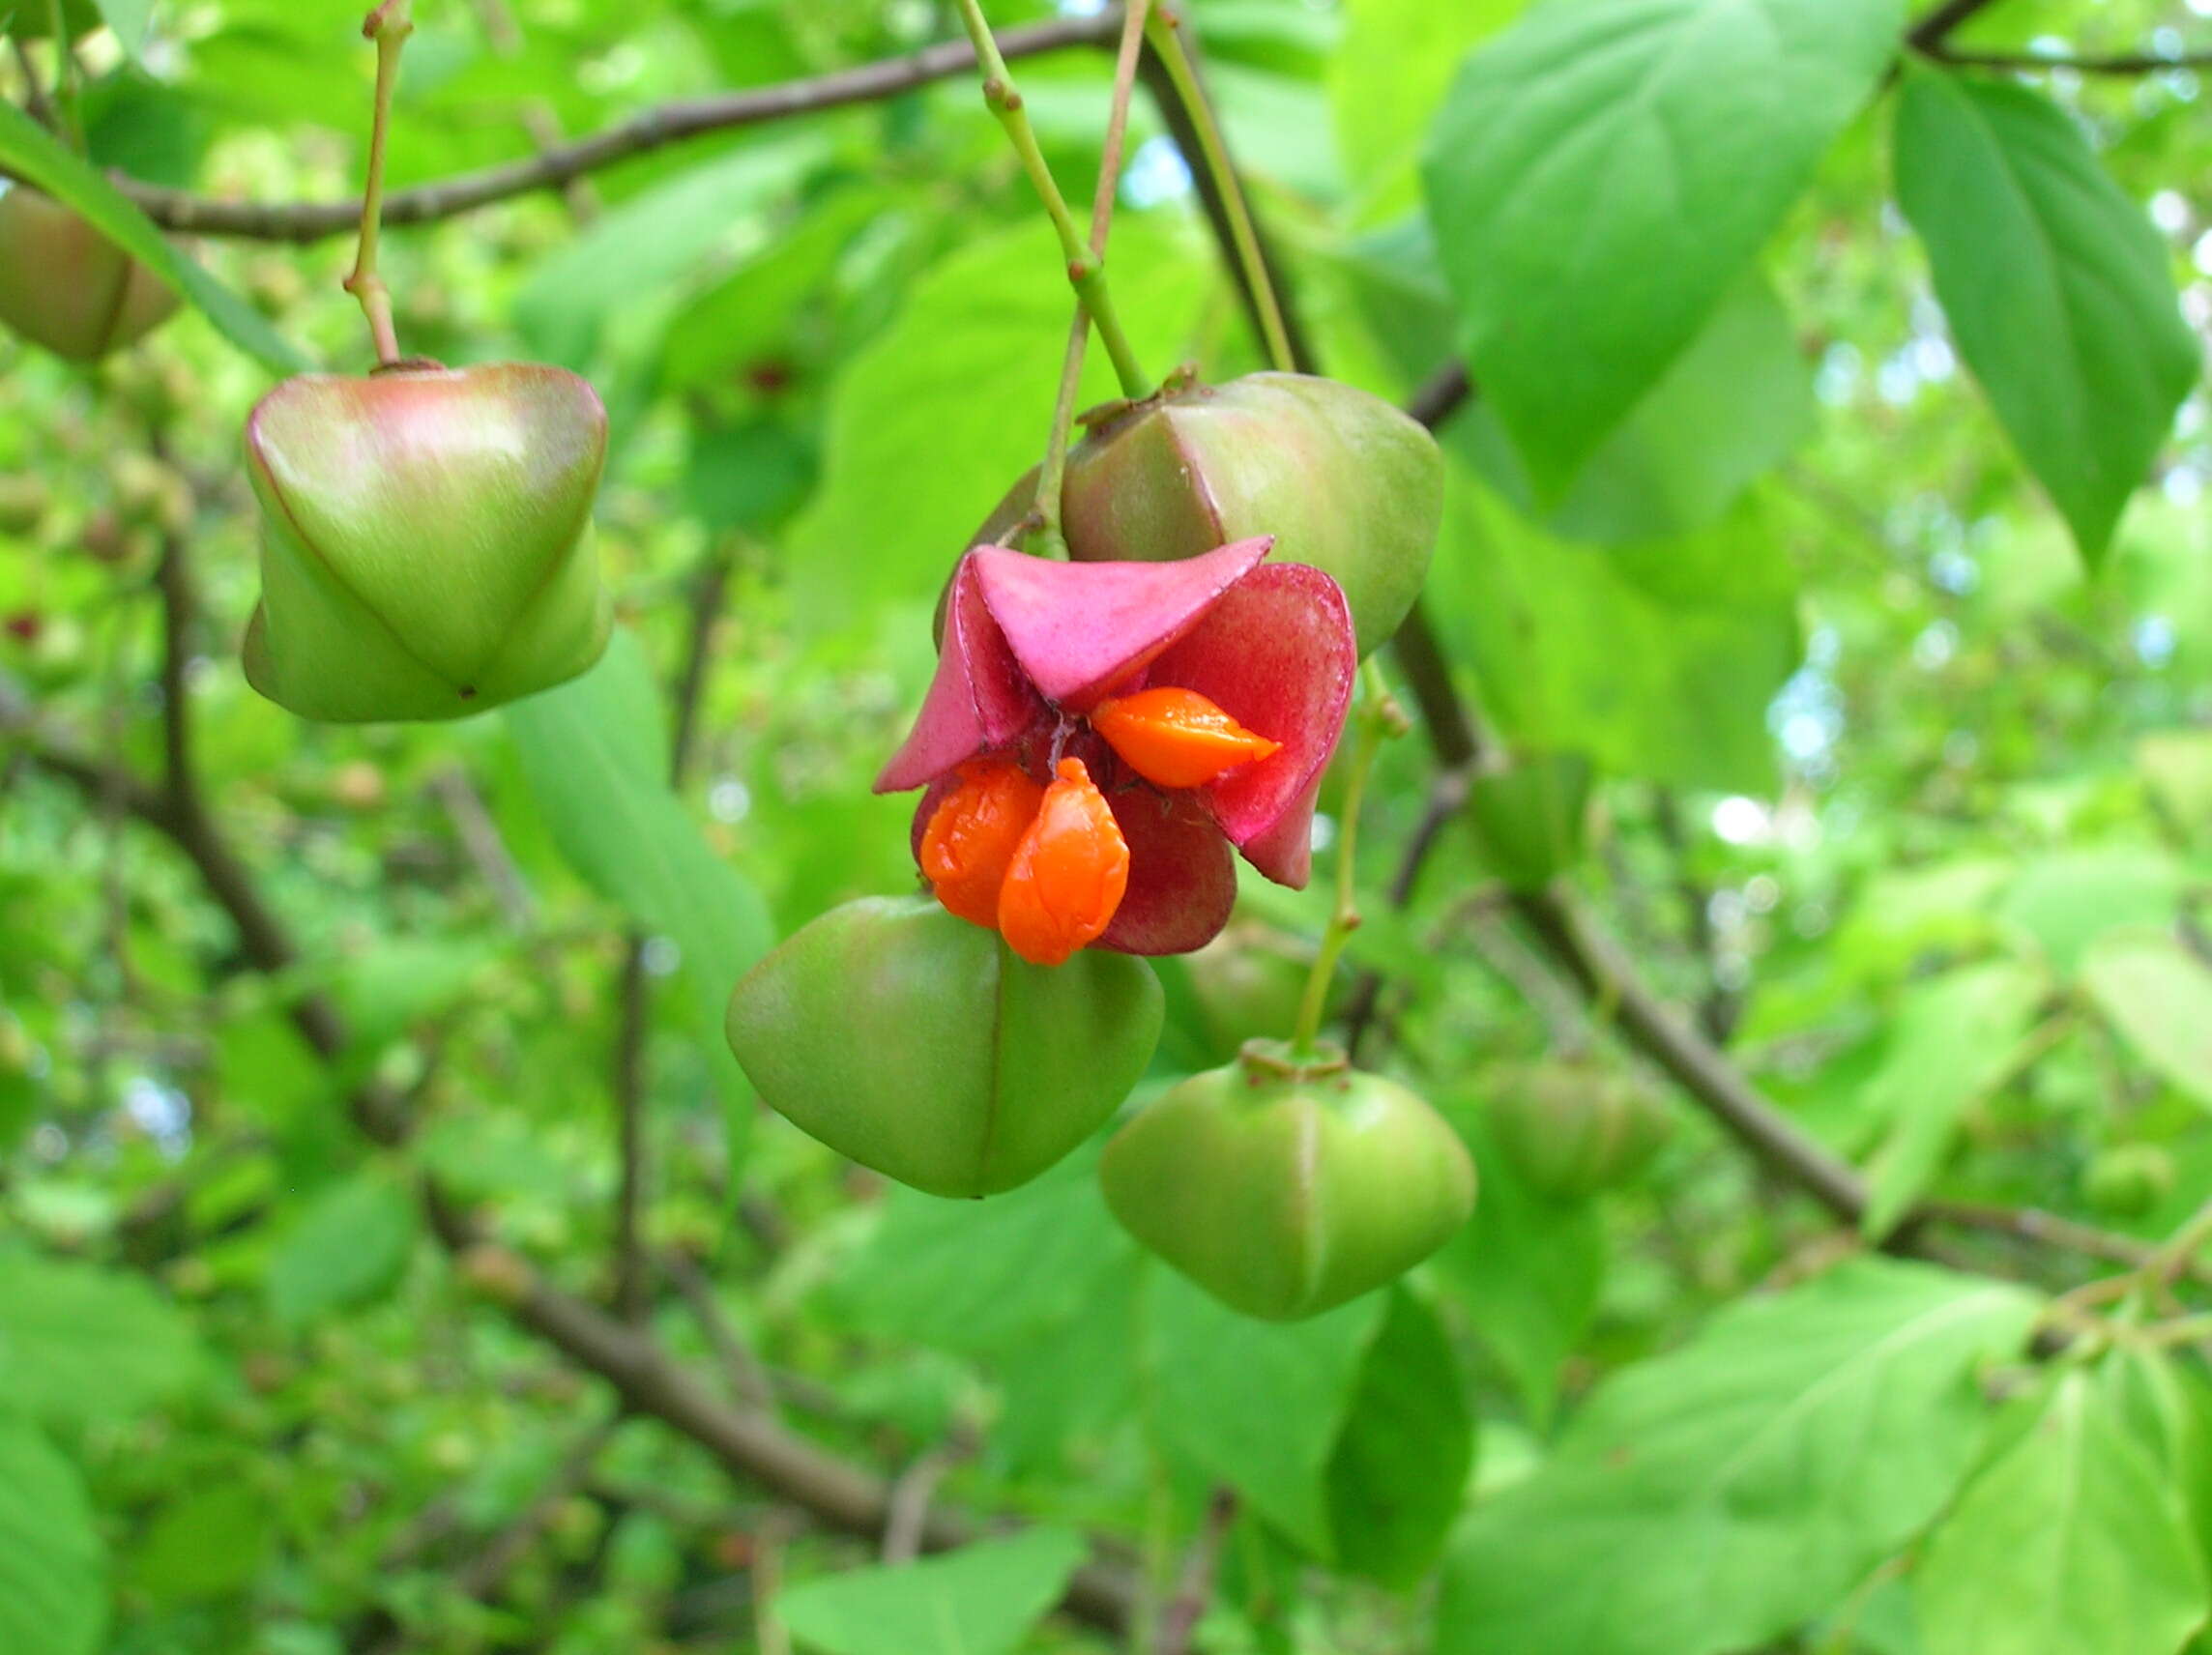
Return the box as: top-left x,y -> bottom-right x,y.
975,372 -> 1441,658
2083,1143 -> 2175,1218
1100,1040 -> 1474,1321
727,895 -> 1163,1199
1489,1058 -> 1672,1201
243,362 -> 611,722
0,187 -> 178,362
1469,751 -> 1594,891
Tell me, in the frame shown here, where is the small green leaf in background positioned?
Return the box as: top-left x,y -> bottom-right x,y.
505,628 -> 774,1156
1859,959 -> 2049,1239
1426,479 -> 1800,794
783,216 -> 1209,629
1915,1369 -> 2209,1655
2081,928 -> 2212,1109
0,1415 -> 105,1655
1434,1109 -> 1604,1431
131,1479 -> 275,1604
1146,1265 -> 1386,1557
264,1168 -> 418,1327
1436,1261 -> 2038,1655
264,1168 -> 419,1328
0,102 -> 307,376
774,1527 -> 1088,1655
1420,0 -> 1902,496
1324,1286 -> 1474,1586
93,0 -> 154,55
0,1249 -> 201,1426
1329,0 -> 1523,205
1998,848 -> 2185,976
830,1144 -> 1136,1360
1450,273 -> 1816,546
2139,732 -> 2212,842
1893,68 -> 2200,566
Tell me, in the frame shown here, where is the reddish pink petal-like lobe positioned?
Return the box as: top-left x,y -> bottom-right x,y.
971,537 -> 1271,711
1234,773 -> 1322,888
1147,562 -> 1353,885
1097,786 -> 1239,955
876,553 -> 1044,793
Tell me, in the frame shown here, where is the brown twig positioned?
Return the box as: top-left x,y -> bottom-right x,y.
1157,1486 -> 1237,1655
7,547 -> 1140,1636
1925,45 -> 2212,73
96,13 -> 1123,240
1906,0 -> 2009,50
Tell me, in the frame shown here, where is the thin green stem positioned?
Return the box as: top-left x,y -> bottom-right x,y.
953,0 -> 1150,397
343,0 -> 415,367
1290,660 -> 1409,1057
44,0 -> 85,150
2142,1192 -> 2212,1291
1031,0 -> 1152,556
1142,7 -> 1293,372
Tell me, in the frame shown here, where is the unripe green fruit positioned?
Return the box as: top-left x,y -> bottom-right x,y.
726,895 -> 1163,1199
977,372 -> 1441,658
0,187 -> 179,362
1179,922 -> 1319,1066
6,0 -> 98,38
0,475 -> 49,537
1489,1058 -> 1672,1201
2083,1144 -> 2174,1219
242,362 -> 612,722
1100,1040 -> 1474,1321
1469,751 -> 1594,891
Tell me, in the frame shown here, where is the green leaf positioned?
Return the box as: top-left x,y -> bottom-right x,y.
131,1479 -> 274,1603
0,102 -> 307,376
1146,1265 -> 1386,1556
1420,0 -> 1902,495
1426,477 -> 1799,792
783,216 -> 1208,631
504,628 -> 774,1158
831,1143 -> 1137,1360
1915,1370 -> 2208,1655
93,0 -> 152,54
1893,68 -> 2201,565
1998,849 -> 2186,976
1325,1286 -> 1474,1586
2081,928 -> 2212,1109
264,1168 -> 419,1327
0,1415 -> 104,1655
1436,1261 -> 2039,1655
775,1528 -> 1088,1655
2098,1347 -> 2212,1567
1330,0 -> 1523,205
512,135 -> 829,368
1433,1110 -> 1605,1431
0,1248 -> 200,1426
1450,273 -> 1817,544
1860,960 -> 2049,1239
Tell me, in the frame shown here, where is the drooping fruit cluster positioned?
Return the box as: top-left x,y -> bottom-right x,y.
727,363 -> 1468,1320
0,188 -> 178,363
242,362 -> 613,721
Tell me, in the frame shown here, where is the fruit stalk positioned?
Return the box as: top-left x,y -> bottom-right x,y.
953,0 -> 1150,397
344,0 -> 415,367
1033,0 -> 1152,557
1142,7 -> 1293,373
1290,659 -> 1408,1057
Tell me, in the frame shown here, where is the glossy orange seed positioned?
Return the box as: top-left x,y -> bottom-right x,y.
918,757 -> 1046,930
997,757 -> 1130,967
1090,685 -> 1282,791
